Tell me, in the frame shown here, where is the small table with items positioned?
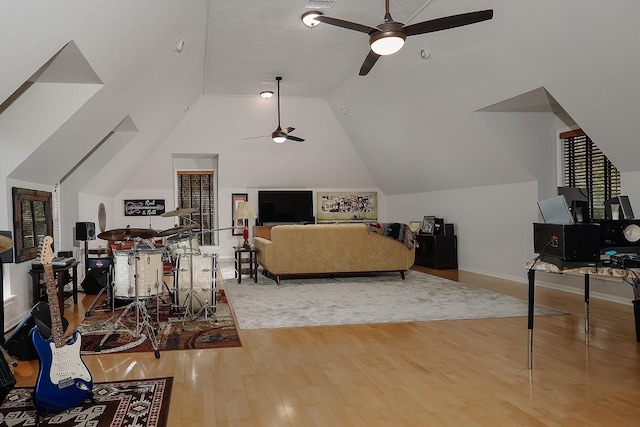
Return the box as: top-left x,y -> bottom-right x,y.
234,246 -> 259,284
29,260 -> 80,314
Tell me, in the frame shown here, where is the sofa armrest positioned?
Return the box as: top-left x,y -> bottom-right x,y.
253,237 -> 275,271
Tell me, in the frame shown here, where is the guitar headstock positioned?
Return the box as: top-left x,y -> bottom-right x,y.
39,236 -> 54,265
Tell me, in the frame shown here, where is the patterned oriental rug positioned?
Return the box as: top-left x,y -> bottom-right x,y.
0,377 -> 172,427
78,298 -> 241,354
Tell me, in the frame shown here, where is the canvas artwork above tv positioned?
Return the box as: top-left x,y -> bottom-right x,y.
257,190 -> 314,224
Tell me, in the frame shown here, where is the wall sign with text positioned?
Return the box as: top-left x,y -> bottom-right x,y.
124,199 -> 166,216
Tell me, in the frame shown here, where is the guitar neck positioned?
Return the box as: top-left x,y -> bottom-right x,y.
43,265 -> 66,348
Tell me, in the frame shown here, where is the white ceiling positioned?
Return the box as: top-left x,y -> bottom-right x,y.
204,0 -> 476,97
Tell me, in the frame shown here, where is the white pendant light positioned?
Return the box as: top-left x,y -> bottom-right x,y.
273,135 -> 286,143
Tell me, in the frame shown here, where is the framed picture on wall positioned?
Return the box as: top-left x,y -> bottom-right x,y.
232,193 -> 248,235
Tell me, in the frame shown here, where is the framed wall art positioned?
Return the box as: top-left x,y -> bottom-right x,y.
12,187 -> 54,263
232,193 -> 248,235
317,191 -> 377,223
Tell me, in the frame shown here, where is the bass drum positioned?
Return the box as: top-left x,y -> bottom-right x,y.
113,249 -> 164,299
174,253 -> 217,313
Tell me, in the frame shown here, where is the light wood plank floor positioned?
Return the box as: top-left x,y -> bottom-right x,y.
8,266 -> 640,426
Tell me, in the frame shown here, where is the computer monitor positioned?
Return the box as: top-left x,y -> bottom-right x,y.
537,195 -> 575,224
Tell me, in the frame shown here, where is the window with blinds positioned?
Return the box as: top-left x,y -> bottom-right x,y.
560,129 -> 620,220
176,171 -> 216,245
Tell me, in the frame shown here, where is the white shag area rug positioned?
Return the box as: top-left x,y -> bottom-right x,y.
219,260 -> 565,330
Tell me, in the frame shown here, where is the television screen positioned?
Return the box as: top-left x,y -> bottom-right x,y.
258,191 -> 314,224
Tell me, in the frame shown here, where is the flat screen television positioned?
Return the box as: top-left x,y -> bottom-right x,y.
258,190 -> 314,224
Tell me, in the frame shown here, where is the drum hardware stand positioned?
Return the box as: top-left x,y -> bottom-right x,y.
85,266 -> 114,317
98,239 -> 161,359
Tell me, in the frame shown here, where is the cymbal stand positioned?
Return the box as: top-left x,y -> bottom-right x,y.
98,239 -> 161,359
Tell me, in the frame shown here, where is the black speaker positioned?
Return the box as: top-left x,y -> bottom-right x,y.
597,219 -> 640,250
434,218 -> 445,235
4,302 -> 69,361
75,222 -> 96,241
605,196 -> 635,220
0,231 -> 13,264
444,223 -> 455,236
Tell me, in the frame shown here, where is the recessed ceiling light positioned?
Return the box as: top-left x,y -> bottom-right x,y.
302,11 -> 323,27
260,91 -> 273,99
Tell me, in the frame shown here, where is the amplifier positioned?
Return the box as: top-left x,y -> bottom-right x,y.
596,219 -> 640,250
533,223 -> 601,262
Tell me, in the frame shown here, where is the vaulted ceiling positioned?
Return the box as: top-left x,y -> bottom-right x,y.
2,0 -> 640,201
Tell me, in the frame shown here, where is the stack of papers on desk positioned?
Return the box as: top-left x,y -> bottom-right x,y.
32,257 -> 75,266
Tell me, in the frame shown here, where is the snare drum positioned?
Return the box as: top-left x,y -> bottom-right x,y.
167,236 -> 200,260
113,249 -> 164,299
174,253 -> 217,313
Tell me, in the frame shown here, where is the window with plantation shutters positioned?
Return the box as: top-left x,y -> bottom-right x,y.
560,129 -> 620,220
176,171 -> 216,245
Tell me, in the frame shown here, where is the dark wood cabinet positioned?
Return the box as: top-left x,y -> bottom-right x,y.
414,234 -> 458,269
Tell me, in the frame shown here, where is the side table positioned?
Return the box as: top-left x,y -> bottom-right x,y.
29,261 -> 80,315
234,246 -> 259,284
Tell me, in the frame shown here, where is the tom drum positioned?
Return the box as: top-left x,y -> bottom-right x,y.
167,236 -> 200,261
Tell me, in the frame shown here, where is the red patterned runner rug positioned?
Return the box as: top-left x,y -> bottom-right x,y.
0,377 -> 172,426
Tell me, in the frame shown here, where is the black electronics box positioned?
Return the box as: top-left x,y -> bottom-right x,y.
596,219 -> 640,250
533,223 -> 601,262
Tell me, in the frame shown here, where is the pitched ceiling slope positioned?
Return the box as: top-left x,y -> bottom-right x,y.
324,0 -> 640,194
0,1 -> 209,196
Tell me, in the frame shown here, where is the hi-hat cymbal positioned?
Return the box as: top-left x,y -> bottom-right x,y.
157,223 -> 200,237
161,208 -> 197,218
98,228 -> 157,240
0,235 -> 13,254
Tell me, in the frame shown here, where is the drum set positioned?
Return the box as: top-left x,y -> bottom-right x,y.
91,208 -> 219,357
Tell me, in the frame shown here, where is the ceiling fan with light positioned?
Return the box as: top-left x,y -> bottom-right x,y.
243,76 -> 305,143
314,0 -> 493,76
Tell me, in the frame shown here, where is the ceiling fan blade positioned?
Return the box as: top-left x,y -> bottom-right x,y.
359,50 -> 381,76
282,127 -> 295,134
285,134 -> 305,143
315,15 -> 379,34
242,135 -> 269,140
404,9 -> 493,37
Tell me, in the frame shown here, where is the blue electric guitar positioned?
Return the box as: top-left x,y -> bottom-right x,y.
31,236 -> 93,414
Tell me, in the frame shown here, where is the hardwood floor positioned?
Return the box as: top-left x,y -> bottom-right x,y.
8,266 -> 640,426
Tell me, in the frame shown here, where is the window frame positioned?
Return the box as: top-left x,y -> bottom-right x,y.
559,129 -> 620,220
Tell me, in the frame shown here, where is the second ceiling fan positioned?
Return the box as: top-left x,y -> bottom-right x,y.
244,76 -> 304,143
315,0 -> 493,76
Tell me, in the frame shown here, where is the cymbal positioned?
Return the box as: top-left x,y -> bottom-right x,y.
157,223 -> 200,237
161,208 -> 197,218
0,235 -> 13,254
98,228 -> 157,240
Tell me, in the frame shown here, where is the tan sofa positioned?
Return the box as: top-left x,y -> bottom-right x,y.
253,223 -> 415,284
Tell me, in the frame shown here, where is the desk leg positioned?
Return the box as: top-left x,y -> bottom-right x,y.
584,274 -> 590,333
527,269 -> 535,369
72,264 -> 78,305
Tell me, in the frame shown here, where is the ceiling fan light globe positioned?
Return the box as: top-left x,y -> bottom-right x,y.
273,136 -> 286,143
302,11 -> 323,28
370,34 -> 405,55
